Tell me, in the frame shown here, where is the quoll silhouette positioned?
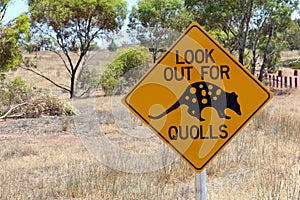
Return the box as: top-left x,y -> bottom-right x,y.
149,81 -> 241,121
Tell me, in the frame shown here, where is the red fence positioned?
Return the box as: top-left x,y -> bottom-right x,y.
267,70 -> 299,89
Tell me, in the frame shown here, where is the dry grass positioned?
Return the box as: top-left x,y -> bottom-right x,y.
281,50 -> 300,62
0,89 -> 299,199
0,50 -> 299,199
6,50 -> 115,96
0,134 -> 192,199
207,89 -> 300,199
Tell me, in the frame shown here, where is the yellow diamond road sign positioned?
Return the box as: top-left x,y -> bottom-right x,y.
121,22 -> 273,173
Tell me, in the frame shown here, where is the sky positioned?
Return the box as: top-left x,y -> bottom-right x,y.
4,0 -> 300,24
3,0 -> 27,23
3,0 -> 138,23
2,0 -> 139,47
4,0 -> 300,23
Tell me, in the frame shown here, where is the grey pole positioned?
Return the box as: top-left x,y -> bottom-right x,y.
195,169 -> 207,200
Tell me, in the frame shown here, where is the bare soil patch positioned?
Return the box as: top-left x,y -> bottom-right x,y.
0,50 -> 299,199
0,90 -> 299,199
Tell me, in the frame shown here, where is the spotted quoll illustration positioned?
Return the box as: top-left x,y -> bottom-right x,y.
149,81 -> 242,121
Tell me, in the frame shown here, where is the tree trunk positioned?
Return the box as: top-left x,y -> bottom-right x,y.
150,48 -> 158,63
238,0 -> 254,65
251,38 -> 259,75
258,26 -> 273,81
153,52 -> 157,63
251,47 -> 257,75
68,51 -> 86,98
70,71 -> 76,98
238,23 -> 245,65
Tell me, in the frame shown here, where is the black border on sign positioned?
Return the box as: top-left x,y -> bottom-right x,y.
124,24 -> 272,171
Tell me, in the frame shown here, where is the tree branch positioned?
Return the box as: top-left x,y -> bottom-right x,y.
0,102 -> 28,119
0,3 -> 8,21
20,66 -> 70,93
52,50 -> 72,77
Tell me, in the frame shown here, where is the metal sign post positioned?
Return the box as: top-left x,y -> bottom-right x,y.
121,21 -> 273,199
195,169 -> 207,200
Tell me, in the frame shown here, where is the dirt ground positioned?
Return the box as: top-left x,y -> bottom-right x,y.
0,90 -> 299,199
0,50 -> 299,199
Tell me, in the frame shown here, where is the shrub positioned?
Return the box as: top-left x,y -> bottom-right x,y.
1,77 -> 28,105
0,77 -> 75,118
100,45 -> 152,95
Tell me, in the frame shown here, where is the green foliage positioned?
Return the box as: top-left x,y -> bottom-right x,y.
241,49 -> 252,69
185,0 -> 298,71
29,0 -> 127,52
100,45 -> 152,95
292,63 -> 300,69
185,0 -> 243,51
0,77 -> 74,118
279,58 -> 300,69
286,19 -> 300,50
0,77 -> 28,107
133,0 -> 190,28
208,29 -> 236,50
128,0 -> 192,62
28,0 -> 128,98
0,12 -> 30,72
89,43 -> 100,51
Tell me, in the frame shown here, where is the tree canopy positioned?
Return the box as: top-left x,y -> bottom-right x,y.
27,0 -> 127,98
185,0 -> 299,79
1,0 -> 299,94
0,0 -> 29,72
128,0 -> 192,62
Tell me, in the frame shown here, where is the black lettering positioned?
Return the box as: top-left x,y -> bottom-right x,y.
206,49 -> 215,63
219,124 -> 228,139
209,125 -> 219,139
210,65 -> 219,80
169,125 -> 228,140
174,67 -> 184,81
195,49 -> 204,63
176,50 -> 185,64
185,66 -> 193,81
180,126 -> 188,140
169,126 -> 178,140
200,125 -> 209,139
164,66 -> 194,81
184,49 -> 194,64
164,67 -> 173,81
190,125 -> 199,139
200,66 -> 209,80
221,65 -> 230,79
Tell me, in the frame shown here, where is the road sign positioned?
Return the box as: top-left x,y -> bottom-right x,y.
121,22 -> 273,173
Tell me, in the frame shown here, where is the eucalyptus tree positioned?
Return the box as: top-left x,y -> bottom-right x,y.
185,0 -> 298,80
27,0 -> 127,98
128,0 -> 192,63
185,0 -> 254,65
249,0 -> 298,80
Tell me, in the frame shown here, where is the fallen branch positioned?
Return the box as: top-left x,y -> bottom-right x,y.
0,102 -> 29,119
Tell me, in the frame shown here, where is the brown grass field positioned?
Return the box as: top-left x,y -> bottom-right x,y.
0,51 -> 299,199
